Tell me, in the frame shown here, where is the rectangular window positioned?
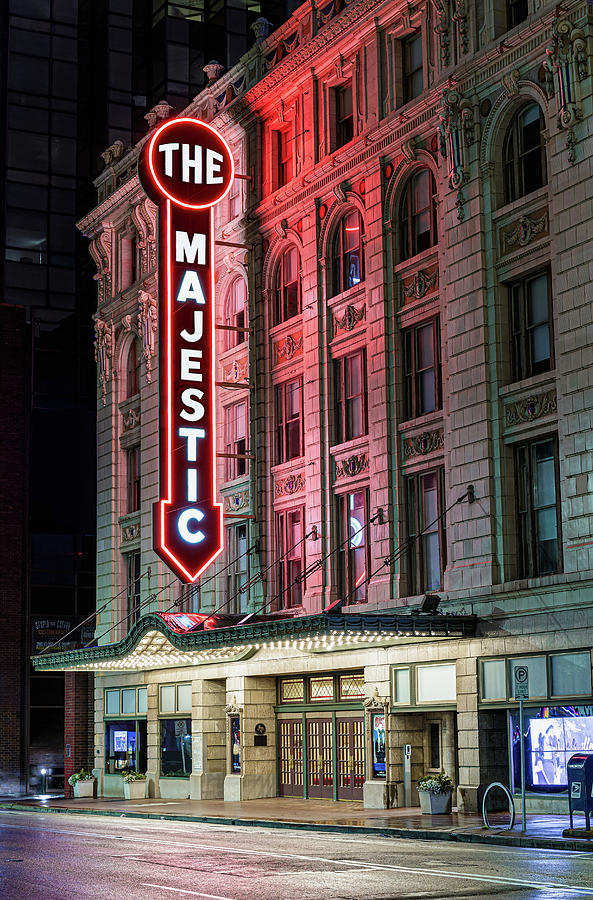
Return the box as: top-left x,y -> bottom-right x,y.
160,683 -> 192,714
403,318 -> 441,420
509,270 -> 553,382
515,436 -> 561,577
126,551 -> 141,624
551,652 -> 592,697
228,173 -> 241,220
223,400 -> 248,482
507,0 -> 528,30
225,523 -> 250,613
393,667 -> 411,704
275,378 -> 303,463
405,468 -> 446,594
337,489 -> 369,605
429,723 -> 441,769
280,678 -> 305,703
310,676 -> 334,701
334,349 -> 367,443
481,659 -> 507,700
126,446 -> 141,513
105,719 -> 147,774
335,82 -> 353,149
402,32 -> 423,102
416,664 -> 456,703
339,672 -> 365,700
275,507 -> 304,609
160,718 -> 192,777
230,715 -> 241,772
106,690 -> 120,716
275,127 -> 293,189
509,656 -> 548,698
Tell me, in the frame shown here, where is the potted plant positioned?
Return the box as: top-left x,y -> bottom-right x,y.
417,773 -> 453,814
68,769 -> 95,799
122,770 -> 147,800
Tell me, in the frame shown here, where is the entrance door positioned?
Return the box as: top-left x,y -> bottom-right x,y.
337,716 -> 364,801
278,719 -> 304,797
307,717 -> 333,798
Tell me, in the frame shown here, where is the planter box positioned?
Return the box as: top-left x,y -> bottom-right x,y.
419,789 -> 452,815
73,780 -> 94,799
124,780 -> 146,800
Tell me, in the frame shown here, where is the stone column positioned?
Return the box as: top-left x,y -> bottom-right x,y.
146,681 -> 159,798
388,711 -> 425,807
362,665 -> 394,809
191,677 -> 225,800
456,656 -> 480,812
223,674 -> 276,801
92,679 -> 105,796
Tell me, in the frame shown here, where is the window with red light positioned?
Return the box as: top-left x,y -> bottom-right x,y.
335,82 -> 354,149
337,489 -> 369,605
399,169 -> 438,261
224,278 -> 247,350
126,446 -> 141,513
274,127 -> 293,190
223,400 -> 248,482
275,507 -> 304,609
275,378 -> 303,463
331,210 -> 364,297
126,339 -> 141,398
224,523 -> 250,614
274,246 -> 301,324
228,173 -> 241,220
334,349 -> 367,443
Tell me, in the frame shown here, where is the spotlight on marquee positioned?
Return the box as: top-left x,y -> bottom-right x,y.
139,117 -> 235,582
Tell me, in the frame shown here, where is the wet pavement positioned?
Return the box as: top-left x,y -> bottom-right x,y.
1,795 -> 591,852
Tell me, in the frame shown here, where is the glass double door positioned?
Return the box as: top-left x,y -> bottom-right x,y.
278,715 -> 364,800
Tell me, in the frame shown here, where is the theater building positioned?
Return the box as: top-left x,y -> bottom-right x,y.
34,0 -> 593,812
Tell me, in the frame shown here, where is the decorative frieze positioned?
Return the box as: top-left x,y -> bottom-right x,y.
335,452 -> 369,480
333,303 -> 366,337
505,390 -> 557,427
545,18 -> 587,164
224,491 -> 250,512
439,88 -> 474,221
275,471 -> 305,497
121,521 -> 141,543
138,289 -> 157,382
501,212 -> 548,254
430,0 -> 450,67
403,429 -> 444,460
402,268 -> 438,301
94,318 -> 113,407
122,407 -> 140,431
222,355 -> 249,383
273,331 -> 303,366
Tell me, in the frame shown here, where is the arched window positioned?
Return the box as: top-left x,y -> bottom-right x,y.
274,246 -> 301,324
126,339 -> 141,398
224,278 -> 247,350
331,209 -> 364,297
399,169 -> 438,261
503,103 -> 546,204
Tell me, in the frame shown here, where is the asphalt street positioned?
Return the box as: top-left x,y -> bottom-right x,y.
1,811 -> 592,900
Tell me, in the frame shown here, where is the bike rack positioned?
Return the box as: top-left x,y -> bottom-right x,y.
482,781 -> 516,830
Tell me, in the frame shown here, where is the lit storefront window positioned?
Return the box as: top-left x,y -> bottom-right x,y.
160,718 -> 192,777
511,706 -> 593,793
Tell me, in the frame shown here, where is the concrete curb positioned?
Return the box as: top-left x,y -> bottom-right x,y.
2,802 -> 593,852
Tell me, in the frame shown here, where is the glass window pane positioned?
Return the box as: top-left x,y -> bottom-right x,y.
509,657 -> 547,698
528,275 -> 548,325
161,684 -> 176,713
137,688 -> 147,714
281,678 -> 304,702
121,689 -> 136,715
177,683 -> 192,712
310,676 -> 334,700
417,664 -> 456,703
413,170 -> 429,213
160,718 -> 192,776
344,212 -> 360,253
106,690 -> 119,715
551,653 -> 591,697
394,668 -> 410,703
482,660 -> 506,700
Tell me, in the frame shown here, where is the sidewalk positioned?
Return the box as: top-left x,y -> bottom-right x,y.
2,795 -> 592,852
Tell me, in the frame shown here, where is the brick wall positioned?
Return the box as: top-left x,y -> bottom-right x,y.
0,305 -> 28,795
64,673 -> 94,797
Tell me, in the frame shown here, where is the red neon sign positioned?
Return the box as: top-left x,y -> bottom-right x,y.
139,117 -> 234,582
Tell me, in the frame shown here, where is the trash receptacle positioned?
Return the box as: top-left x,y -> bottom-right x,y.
567,753 -> 593,830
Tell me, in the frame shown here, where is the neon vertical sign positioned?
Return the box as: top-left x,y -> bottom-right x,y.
139,117 -> 234,581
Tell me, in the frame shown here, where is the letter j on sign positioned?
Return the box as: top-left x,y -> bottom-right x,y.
139,117 -> 235,581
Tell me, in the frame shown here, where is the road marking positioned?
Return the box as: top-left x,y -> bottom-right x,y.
141,886 -> 235,900
1,819 -> 593,895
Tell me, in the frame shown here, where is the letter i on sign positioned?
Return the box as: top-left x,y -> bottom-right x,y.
139,118 -> 234,581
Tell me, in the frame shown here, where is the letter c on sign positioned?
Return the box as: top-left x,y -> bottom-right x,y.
177,509 -> 206,544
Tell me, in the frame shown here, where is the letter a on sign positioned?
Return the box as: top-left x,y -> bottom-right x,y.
139,118 -> 234,581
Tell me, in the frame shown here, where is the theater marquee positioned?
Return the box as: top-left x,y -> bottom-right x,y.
139,117 -> 234,581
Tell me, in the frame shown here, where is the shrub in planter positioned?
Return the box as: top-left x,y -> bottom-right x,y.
122,770 -> 147,800
68,769 -> 95,799
417,773 -> 453,814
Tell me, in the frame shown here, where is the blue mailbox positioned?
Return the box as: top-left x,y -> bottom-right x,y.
567,753 -> 593,830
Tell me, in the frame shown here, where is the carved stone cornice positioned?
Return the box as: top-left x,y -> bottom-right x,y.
501,212 -> 548,254
403,429 -> 444,460
505,390 -> 557,427
333,303 -> 366,337
402,268 -> 438,301
223,491 -> 250,512
122,407 -> 140,431
273,331 -> 303,366
275,471 -> 305,497
335,452 -> 369,480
